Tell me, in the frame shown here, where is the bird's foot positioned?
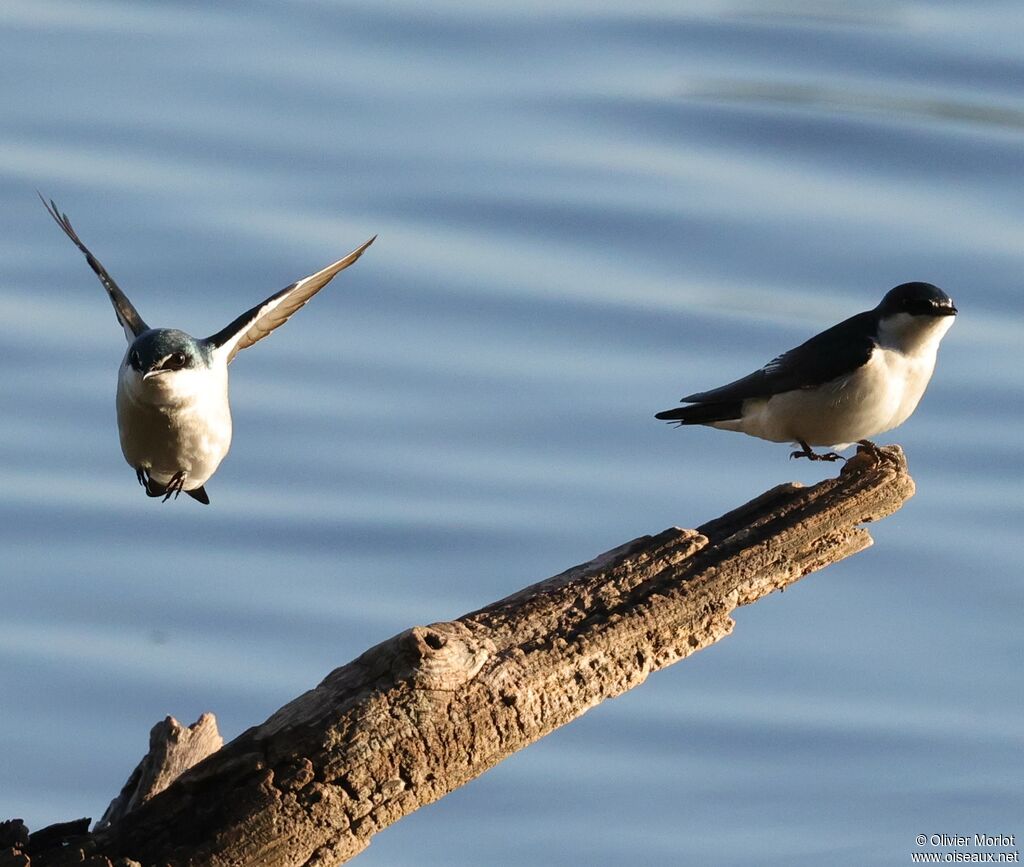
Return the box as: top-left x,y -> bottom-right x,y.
162,471 -> 187,502
137,467 -> 165,498
789,440 -> 845,462
856,439 -> 882,457
847,439 -> 890,467
791,450 -> 845,462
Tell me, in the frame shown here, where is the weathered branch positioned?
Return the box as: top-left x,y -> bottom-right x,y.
5,445 -> 914,867
96,714 -> 223,832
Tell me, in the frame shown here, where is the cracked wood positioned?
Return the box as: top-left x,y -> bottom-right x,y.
15,445 -> 914,867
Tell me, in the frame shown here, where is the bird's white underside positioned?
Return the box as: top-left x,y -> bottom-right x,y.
710,312 -> 955,447
116,356 -> 232,489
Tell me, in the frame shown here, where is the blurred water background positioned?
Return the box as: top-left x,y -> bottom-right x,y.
1,2 -> 1022,864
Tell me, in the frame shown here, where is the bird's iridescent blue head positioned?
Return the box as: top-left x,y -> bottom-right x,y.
877,282 -> 957,319
127,329 -> 213,379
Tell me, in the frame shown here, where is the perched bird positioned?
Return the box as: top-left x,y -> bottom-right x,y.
655,282 -> 957,461
41,195 -> 375,503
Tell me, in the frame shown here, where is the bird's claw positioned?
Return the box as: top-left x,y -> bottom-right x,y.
789,441 -> 846,462
135,466 -> 190,501
162,471 -> 186,502
790,449 -> 843,462
138,467 -> 163,496
856,439 -> 882,456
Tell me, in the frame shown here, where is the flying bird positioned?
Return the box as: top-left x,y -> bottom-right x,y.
42,195 -> 375,503
655,282 -> 957,460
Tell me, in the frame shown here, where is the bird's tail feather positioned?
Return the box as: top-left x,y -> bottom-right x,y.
655,401 -> 743,424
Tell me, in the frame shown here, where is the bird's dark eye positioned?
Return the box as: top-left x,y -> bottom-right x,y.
169,352 -> 186,368
129,350 -> 141,370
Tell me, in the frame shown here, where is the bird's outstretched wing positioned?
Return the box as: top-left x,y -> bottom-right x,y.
207,236 -> 376,364
39,194 -> 149,342
681,310 -> 877,403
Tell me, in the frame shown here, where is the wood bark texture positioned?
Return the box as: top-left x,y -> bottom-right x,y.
4,445 -> 914,867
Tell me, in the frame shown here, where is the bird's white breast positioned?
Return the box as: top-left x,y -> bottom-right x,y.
716,313 -> 953,448
116,357 -> 233,489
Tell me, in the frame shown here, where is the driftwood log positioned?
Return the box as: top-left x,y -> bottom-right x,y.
3,445 -> 914,867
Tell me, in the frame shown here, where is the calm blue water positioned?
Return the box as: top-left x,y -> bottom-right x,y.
1,2 -> 1021,864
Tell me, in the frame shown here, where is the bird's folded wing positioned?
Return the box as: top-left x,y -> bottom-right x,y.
682,311 -> 877,403
40,195 -> 149,342
207,236 -> 376,364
